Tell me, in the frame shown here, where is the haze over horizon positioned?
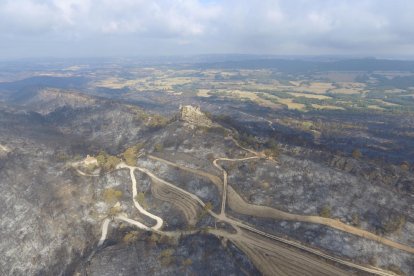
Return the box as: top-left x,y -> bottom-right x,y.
1,0 -> 414,59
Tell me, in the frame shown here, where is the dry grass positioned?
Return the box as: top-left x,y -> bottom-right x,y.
329,82 -> 366,95
312,104 -> 345,110
102,188 -> 123,204
197,89 -> 211,97
289,92 -> 331,100
275,97 -> 306,110
330,88 -> 363,95
292,82 -> 335,94
367,105 -> 385,110
375,99 -> 400,106
211,89 -> 282,109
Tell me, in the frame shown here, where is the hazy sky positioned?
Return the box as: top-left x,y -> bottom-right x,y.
1,0 -> 414,59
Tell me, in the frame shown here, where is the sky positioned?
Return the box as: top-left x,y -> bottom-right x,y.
1,0 -> 414,59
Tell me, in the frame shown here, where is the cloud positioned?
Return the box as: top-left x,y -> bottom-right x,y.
0,0 -> 414,58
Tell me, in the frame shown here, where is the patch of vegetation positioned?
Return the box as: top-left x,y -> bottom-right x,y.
159,248 -> 175,267
319,205 -> 332,218
55,151 -> 70,162
264,138 -> 279,158
400,161 -> 410,171
147,114 -> 169,129
154,143 -> 164,152
204,202 -> 213,211
102,188 -> 123,204
368,255 -> 378,266
96,150 -> 121,171
237,132 -> 258,149
135,192 -> 148,209
158,235 -> 179,246
351,213 -> 360,227
181,258 -> 192,266
197,201 -> 213,221
108,204 -> 122,217
386,264 -> 405,275
128,105 -> 170,129
122,231 -> 141,244
352,149 -> 362,159
148,232 -> 160,246
206,153 -> 215,162
382,215 -> 406,234
122,143 -> 144,166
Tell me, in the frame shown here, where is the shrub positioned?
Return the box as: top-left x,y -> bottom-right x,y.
97,150 -> 121,171
206,153 -> 215,162
105,155 -> 121,170
102,188 -> 123,204
352,149 -> 362,159
204,202 -> 213,211
387,264 -> 404,275
154,143 -> 164,152
123,143 -> 144,166
148,232 -> 160,244
382,215 -> 406,234
135,192 -> 148,209
400,161 -> 410,171
96,150 -> 107,166
147,114 -> 169,129
56,151 -> 69,162
368,255 -> 378,266
108,205 -> 121,217
159,248 -> 175,267
160,248 -> 175,258
182,258 -> 193,266
351,213 -> 360,227
319,205 -> 331,218
123,231 -> 140,244
159,235 -> 178,246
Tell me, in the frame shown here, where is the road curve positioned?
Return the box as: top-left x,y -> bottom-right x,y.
151,154 -> 414,255
75,168 -> 99,177
98,218 -> 111,246
0,144 -> 9,152
213,156 -> 259,215
117,163 -> 164,230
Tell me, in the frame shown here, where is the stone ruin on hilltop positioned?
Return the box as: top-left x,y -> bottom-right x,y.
179,105 -> 213,127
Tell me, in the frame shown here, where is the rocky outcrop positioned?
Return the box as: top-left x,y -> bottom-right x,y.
179,105 -> 213,127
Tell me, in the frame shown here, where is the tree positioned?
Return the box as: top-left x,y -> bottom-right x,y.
123,143 -> 144,166
102,188 -> 123,204
400,161 -> 410,171
352,149 -> 362,159
319,205 -> 331,218
154,143 -> 164,152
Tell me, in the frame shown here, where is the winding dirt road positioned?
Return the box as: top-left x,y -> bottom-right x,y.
98,218 -> 111,246
117,163 -> 164,230
87,132 -> 412,275
131,156 -> 401,275
213,156 -> 259,216
0,144 -> 9,152
75,169 -> 99,177
150,154 -> 414,255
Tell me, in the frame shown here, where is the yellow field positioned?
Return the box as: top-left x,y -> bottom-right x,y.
375,99 -> 399,106
329,82 -> 366,95
94,77 -> 145,89
312,104 -> 345,110
227,90 -> 282,109
367,105 -> 385,110
206,89 -> 282,109
94,76 -> 195,91
292,82 -> 335,94
275,97 -> 306,110
197,89 -> 211,97
288,92 -> 332,100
